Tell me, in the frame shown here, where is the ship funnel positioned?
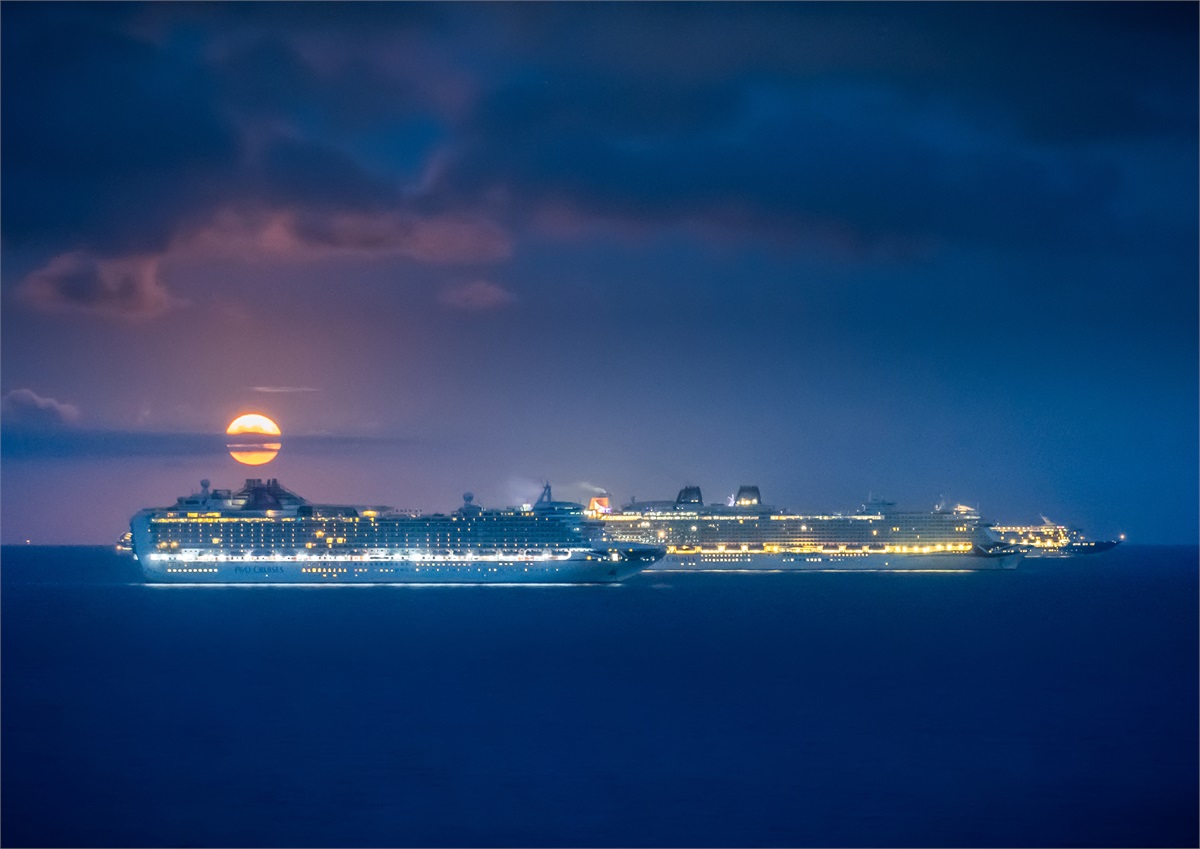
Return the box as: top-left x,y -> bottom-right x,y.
735,485 -> 761,507
675,485 -> 703,505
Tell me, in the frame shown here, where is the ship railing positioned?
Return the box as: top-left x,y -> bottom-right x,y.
148,547 -> 594,564
664,543 -> 977,556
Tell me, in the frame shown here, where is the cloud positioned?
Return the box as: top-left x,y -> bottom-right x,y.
1,11 -> 509,319
1,2 -> 1193,315
438,279 -> 516,311
476,3 -> 1198,144
1,8 -> 239,256
433,74 -> 1142,256
12,202 -> 513,320
250,136 -> 399,213
1,389 -> 81,429
282,209 -> 511,263
17,251 -> 182,320
1,429 -> 220,459
0,428 -> 416,460
413,6 -> 1192,257
181,206 -> 512,265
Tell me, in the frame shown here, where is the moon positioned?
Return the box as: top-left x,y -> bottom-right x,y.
226,414 -> 282,466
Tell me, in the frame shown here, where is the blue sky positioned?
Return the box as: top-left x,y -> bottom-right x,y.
2,2 -> 1196,543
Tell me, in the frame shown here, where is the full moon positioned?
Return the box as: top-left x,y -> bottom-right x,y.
226,414 -> 282,466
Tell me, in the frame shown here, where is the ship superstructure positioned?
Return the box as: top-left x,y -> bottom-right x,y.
599,486 -> 1022,571
990,519 -> 1123,557
130,479 -> 663,583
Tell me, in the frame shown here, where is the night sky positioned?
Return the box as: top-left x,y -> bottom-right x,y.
2,2 -> 1196,544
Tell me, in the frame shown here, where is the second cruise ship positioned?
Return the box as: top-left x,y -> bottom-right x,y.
597,485 -> 1023,571
990,519 -> 1123,557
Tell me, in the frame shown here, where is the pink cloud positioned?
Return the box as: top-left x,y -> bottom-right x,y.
18,207 -> 512,323
17,252 -> 183,320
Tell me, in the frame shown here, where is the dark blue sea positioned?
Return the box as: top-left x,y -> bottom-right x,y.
2,546 -> 1196,848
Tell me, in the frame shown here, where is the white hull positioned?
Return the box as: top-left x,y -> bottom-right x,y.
652,549 -> 1022,572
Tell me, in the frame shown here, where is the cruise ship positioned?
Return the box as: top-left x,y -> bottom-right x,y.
990,519 -> 1123,557
597,485 -> 1023,571
129,479 -> 664,583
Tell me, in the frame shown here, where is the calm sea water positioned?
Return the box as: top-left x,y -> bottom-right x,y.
2,546 -> 1196,848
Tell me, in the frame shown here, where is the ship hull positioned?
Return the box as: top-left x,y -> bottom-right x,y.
137,555 -> 650,584
1021,540 -> 1122,558
652,549 -> 1022,572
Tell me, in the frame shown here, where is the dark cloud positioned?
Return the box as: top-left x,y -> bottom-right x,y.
472,72 -> 746,142
479,3 -> 1197,144
212,36 -> 325,118
1,389 -> 80,429
1,2 -> 1193,313
418,4 -> 1194,255
907,2 -> 1199,144
0,4 -> 501,316
0,18 -> 412,259
251,137 -> 399,213
17,251 -> 179,320
439,82 -> 1127,254
213,34 -> 453,134
1,429 -> 219,459
1,6 -> 239,256
138,1 -> 454,39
